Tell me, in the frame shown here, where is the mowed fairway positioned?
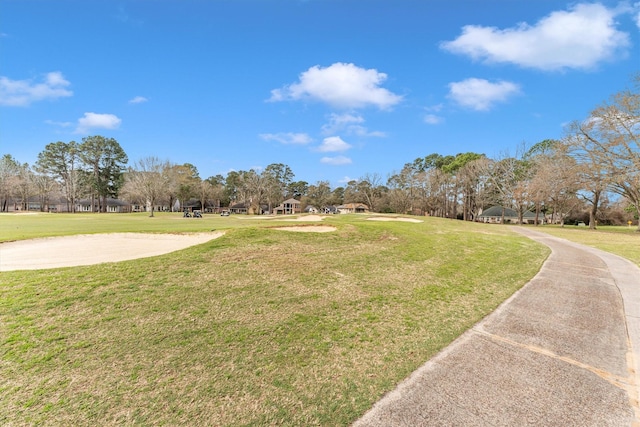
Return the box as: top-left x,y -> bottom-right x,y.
1,213 -> 549,425
533,225 -> 640,268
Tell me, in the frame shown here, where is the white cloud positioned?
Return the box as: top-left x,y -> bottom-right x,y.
321,113 -> 386,137
317,136 -> 352,153
448,78 -> 520,111
0,71 -> 73,106
75,112 -> 122,134
441,3 -> 631,71
424,114 -> 444,125
129,96 -> 148,104
424,104 -> 444,124
618,2 -> 640,28
45,119 -> 73,128
348,126 -> 387,137
321,113 -> 364,134
269,62 -> 402,109
259,132 -> 313,145
320,156 -> 352,165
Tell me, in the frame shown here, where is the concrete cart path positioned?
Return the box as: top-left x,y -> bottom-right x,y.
354,228 -> 640,427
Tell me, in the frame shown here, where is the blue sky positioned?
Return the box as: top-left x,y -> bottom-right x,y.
2,1 -> 639,187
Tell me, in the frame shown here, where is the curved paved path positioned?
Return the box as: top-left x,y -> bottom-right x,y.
354,228 -> 640,426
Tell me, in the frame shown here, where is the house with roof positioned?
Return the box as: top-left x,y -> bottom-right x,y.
477,206 -> 539,224
76,198 -> 132,213
4,196 -> 70,213
228,202 -> 249,214
181,198 -> 221,213
228,202 -> 269,214
273,198 -> 301,215
336,203 -> 369,214
323,205 -> 338,214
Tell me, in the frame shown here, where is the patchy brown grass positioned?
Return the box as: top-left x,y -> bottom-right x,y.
1,216 -> 548,425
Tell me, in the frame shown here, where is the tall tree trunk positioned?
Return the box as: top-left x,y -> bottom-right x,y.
589,191 -> 600,229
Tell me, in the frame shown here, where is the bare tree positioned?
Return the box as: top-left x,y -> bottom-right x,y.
121,157 -> 172,217
32,171 -> 59,212
236,170 -> 268,214
0,154 -> 21,211
358,173 -> 384,212
463,156 -> 492,220
590,89 -> 638,227
205,175 -> 225,212
14,162 -> 35,211
529,143 -> 580,226
566,122 -> 614,229
450,154 -> 486,221
479,145 -> 531,224
196,179 -> 215,213
385,162 -> 437,216
386,166 -> 415,214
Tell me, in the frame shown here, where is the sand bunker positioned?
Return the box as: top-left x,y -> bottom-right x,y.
274,215 -> 332,231
235,214 -> 326,221
283,215 -> 326,222
273,226 -> 336,233
0,232 -> 224,271
367,216 -> 423,223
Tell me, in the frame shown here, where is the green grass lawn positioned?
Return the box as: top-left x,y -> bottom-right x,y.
2,213 -> 551,425
531,225 -> 640,267
0,211 -> 266,242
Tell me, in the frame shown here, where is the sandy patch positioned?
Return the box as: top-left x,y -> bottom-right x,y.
367,216 -> 423,223
283,215 -> 326,222
273,226 -> 336,233
0,232 -> 225,271
3,212 -> 40,215
235,215 -> 277,220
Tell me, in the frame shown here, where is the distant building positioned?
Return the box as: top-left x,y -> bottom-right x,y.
273,198 -> 301,215
478,206 -> 539,224
336,203 -> 369,214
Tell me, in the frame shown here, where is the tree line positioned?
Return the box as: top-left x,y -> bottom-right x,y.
1,76 -> 638,229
